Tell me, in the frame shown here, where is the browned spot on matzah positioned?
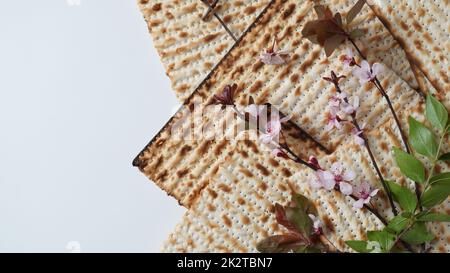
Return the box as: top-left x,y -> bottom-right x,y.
218,183 -> 231,193
322,215 -> 335,232
249,80 -> 263,93
240,167 -> 254,178
241,215 -> 250,225
203,33 -> 220,43
152,3 -> 161,11
244,140 -> 259,153
282,3 -> 296,20
255,163 -> 270,176
281,168 -> 292,177
258,182 -> 268,191
268,158 -> 279,167
244,6 -> 257,15
208,188 -> 218,199
207,203 -> 216,212
222,215 -> 232,227
177,169 -> 188,178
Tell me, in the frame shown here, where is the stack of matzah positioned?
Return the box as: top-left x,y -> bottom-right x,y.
135,0 -> 450,252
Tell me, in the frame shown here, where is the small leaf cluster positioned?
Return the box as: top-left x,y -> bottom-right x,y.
256,193 -> 326,253
301,0 -> 366,56
347,95 -> 450,253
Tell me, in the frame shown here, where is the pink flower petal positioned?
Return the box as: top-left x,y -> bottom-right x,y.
371,63 -> 384,77
353,198 -> 365,209
319,171 -> 335,190
370,189 -> 380,197
361,182 -> 371,193
352,66 -> 371,84
353,96 -> 360,109
343,170 -> 356,181
360,60 -> 370,71
354,135 -> 365,146
331,162 -> 343,175
339,182 -> 353,195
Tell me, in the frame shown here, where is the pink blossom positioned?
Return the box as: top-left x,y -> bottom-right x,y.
309,164 -> 355,196
343,49 -> 356,69
341,96 -> 359,115
308,214 -> 323,235
309,170 -> 335,191
352,61 -> 384,84
260,39 -> 289,65
353,182 -> 379,209
330,163 -> 355,195
259,115 -> 290,143
351,124 -> 365,146
325,107 -> 344,131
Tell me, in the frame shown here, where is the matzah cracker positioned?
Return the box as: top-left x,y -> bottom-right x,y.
161,90 -> 450,252
134,0 -> 450,252
138,0 -> 271,101
162,135 -> 450,253
134,0 -> 430,206
369,0 -> 450,109
138,0 -> 421,101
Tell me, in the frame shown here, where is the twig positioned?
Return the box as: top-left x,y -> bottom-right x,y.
229,103 -> 412,251
330,72 -> 398,216
347,37 -> 410,153
347,37 -> 423,212
201,0 -> 238,42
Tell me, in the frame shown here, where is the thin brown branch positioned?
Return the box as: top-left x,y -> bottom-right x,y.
347,37 -> 423,212
331,76 -> 398,216
201,0 -> 238,42
230,103 -> 400,248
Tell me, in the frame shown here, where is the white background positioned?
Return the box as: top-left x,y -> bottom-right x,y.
0,0 -> 186,252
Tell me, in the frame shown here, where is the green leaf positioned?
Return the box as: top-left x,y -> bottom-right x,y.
421,173 -> 450,207
386,181 -> 417,213
367,230 -> 396,252
294,245 -> 322,253
285,207 -> 312,237
440,153 -> 450,161
291,194 -> 317,215
429,172 -> 450,185
417,213 -> 450,222
401,222 -> 434,245
284,194 -> 319,238
426,95 -> 448,133
349,28 -> 365,39
408,117 -> 438,158
387,214 -> 410,233
346,0 -> 366,25
393,147 -> 426,183
345,240 -> 370,253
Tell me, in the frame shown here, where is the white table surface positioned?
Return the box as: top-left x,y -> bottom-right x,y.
0,0 -> 186,252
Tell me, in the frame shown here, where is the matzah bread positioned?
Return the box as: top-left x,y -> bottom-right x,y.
160,80 -> 450,252
138,0 -> 422,101
134,0 -> 450,252
134,0 -> 430,205
138,0 -> 271,101
369,0 -> 450,109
